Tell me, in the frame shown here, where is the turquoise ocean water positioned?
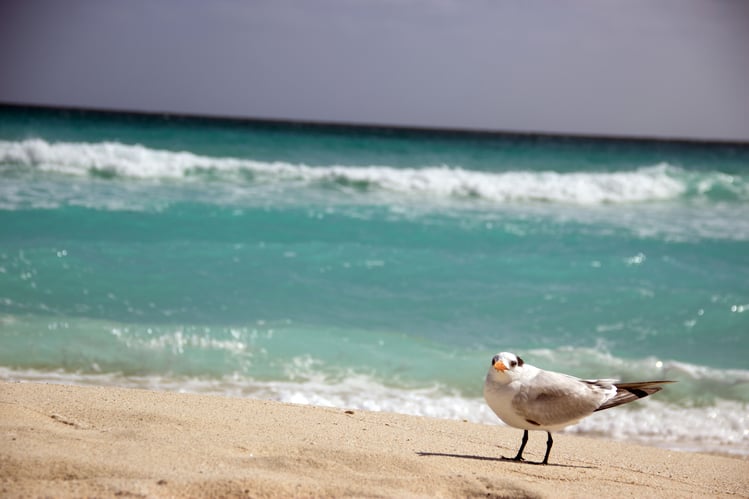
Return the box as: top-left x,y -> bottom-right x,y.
1,107 -> 748,455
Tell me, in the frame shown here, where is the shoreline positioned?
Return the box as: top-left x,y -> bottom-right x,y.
2,381 -> 747,498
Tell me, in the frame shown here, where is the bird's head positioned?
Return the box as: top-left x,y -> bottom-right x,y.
487,351 -> 525,381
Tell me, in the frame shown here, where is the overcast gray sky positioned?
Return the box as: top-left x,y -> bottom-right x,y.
1,0 -> 748,141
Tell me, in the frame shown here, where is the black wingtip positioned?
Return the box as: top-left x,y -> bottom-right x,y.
627,387 -> 652,399
594,380 -> 675,412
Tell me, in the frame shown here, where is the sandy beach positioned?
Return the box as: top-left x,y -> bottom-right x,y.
1,381 -> 746,498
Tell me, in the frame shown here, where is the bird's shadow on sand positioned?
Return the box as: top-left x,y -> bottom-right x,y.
416,452 -> 596,469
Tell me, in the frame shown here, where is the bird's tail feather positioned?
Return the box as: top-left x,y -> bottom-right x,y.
595,380 -> 676,412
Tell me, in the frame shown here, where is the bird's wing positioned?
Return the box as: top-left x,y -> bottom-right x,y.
594,380 -> 675,412
511,370 -> 609,427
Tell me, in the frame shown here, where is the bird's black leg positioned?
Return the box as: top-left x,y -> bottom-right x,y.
541,432 -> 553,465
513,429 -> 529,461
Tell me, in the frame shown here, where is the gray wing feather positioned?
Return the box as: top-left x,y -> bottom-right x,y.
594,380 -> 675,412
512,370 -> 610,426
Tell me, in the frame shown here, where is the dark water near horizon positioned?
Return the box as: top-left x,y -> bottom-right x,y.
1,106 -> 748,455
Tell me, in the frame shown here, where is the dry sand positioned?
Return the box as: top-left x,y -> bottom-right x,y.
1,381 -> 747,498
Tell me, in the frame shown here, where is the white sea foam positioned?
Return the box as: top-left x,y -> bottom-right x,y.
3,139 -> 748,240
568,398 -> 749,456
1,138 -> 728,205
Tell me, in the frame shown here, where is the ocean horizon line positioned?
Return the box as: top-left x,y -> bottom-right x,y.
3,101 -> 749,148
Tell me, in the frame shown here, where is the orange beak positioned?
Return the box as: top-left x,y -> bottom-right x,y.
493,360 -> 507,372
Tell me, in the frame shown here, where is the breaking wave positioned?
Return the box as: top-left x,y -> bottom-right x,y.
2,139 -> 747,205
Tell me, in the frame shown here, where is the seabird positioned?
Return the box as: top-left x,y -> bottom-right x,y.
484,351 -> 674,464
